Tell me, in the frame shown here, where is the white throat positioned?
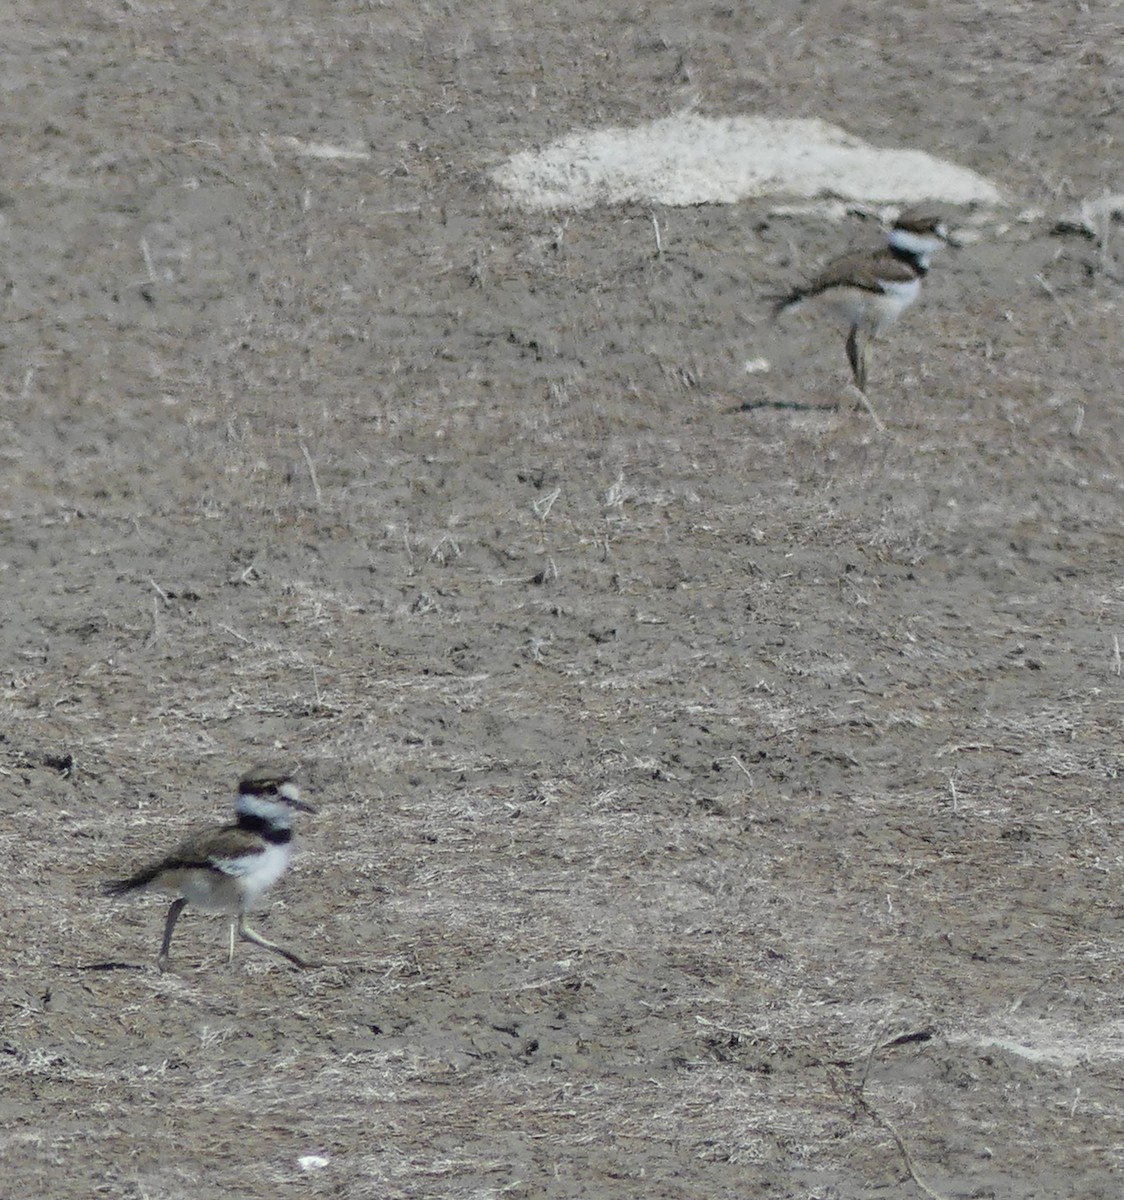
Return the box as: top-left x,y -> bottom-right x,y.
236,792 -> 294,830
887,226 -> 946,268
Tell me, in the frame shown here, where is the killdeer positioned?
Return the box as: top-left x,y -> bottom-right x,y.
104,764 -> 318,971
774,209 -> 950,394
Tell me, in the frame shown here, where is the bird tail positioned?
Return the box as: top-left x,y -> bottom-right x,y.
103,863 -> 163,896
771,290 -> 805,319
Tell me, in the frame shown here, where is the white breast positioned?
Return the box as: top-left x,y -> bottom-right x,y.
182,842 -> 293,911
232,842 -> 293,907
864,277 -> 921,335
880,276 -> 921,307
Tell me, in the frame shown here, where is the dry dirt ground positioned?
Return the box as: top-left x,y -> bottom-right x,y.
2,2 -> 1123,1197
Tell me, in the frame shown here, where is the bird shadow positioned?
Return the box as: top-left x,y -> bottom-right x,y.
727,397 -> 842,415
70,960 -> 146,972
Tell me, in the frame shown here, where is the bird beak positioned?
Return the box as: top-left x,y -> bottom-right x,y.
279,782 -> 317,814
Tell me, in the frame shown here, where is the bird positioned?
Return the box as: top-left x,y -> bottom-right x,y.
104,764 -> 318,971
773,209 -> 950,394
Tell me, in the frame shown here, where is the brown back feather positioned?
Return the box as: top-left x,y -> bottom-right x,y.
798,248 -> 919,300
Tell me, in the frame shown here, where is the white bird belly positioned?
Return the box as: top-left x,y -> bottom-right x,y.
170,842 -> 293,912
230,842 -> 292,908
866,278 -> 921,333
177,870 -> 244,912
811,278 -> 920,336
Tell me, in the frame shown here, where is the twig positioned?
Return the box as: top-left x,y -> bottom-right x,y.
727,755 -> 754,786
854,1087 -> 948,1200
695,1014 -> 760,1041
145,596 -> 161,647
934,742 -> 999,758
1112,634 -> 1121,677
831,1064 -> 951,1200
532,487 -> 560,520
1034,273 -> 1076,328
650,211 -> 663,258
139,237 -> 157,283
300,443 -> 323,505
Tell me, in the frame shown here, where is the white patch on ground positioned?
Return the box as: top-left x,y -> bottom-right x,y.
267,136 -> 371,161
959,1021 -> 1124,1067
492,114 -> 1002,210
1056,192 -> 1124,237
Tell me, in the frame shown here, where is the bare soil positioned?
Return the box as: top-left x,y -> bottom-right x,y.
2,2 -> 1123,1197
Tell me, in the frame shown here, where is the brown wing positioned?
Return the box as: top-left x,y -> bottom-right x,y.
804,248 -> 918,295
165,825 -> 267,872
103,825 -> 266,894
776,248 -> 918,312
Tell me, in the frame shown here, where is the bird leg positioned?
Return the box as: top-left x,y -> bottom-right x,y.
843,326 -> 886,431
845,325 -> 868,392
157,897 -> 188,972
236,913 -> 320,968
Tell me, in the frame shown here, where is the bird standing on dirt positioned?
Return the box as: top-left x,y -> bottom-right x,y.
774,209 -> 950,394
104,764 -> 318,970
